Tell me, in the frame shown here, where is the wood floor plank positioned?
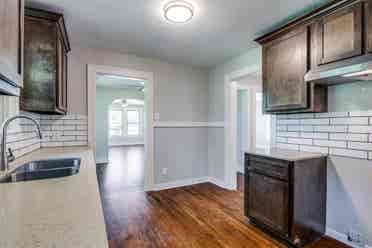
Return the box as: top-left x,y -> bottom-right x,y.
97,147 -> 350,248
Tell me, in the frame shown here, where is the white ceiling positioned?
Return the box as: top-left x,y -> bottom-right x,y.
26,0 -> 326,68
96,74 -> 145,89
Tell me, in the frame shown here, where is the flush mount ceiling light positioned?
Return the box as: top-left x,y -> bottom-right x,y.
164,1 -> 194,23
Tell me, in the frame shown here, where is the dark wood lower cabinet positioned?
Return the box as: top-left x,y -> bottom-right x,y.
245,152 -> 327,247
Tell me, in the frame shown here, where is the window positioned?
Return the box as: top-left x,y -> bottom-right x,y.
109,110 -> 122,136
109,102 -> 143,137
127,109 -> 140,136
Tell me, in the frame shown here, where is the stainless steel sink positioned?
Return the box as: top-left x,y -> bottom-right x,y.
0,158 -> 81,183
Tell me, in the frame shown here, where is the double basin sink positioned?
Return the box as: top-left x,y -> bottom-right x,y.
0,157 -> 81,183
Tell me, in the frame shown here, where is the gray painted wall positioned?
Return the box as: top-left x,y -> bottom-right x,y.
68,46 -> 209,121
67,45 -> 210,185
95,87 -> 144,163
208,46 -> 372,245
208,47 -> 262,181
154,127 -> 208,184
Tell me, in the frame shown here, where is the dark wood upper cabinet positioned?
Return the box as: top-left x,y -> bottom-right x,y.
0,0 -> 24,95
316,1 -> 363,65
255,0 -> 372,114
262,27 -> 310,112
21,8 -> 70,114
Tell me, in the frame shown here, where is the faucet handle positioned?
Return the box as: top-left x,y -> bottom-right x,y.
7,148 -> 15,163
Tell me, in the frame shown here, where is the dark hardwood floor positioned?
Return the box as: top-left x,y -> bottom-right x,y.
97,150 -> 350,248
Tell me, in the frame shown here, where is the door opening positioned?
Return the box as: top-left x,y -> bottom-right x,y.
87,65 -> 154,191
224,67 -> 272,190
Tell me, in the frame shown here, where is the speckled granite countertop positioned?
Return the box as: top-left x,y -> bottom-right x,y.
0,147 -> 108,248
245,147 -> 327,161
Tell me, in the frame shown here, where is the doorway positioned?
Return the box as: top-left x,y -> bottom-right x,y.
224,66 -> 272,190
235,77 -> 271,174
87,65 -> 154,190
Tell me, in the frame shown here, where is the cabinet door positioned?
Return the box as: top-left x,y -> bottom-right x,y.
316,2 -> 363,65
263,26 -> 309,112
0,0 -> 24,87
56,35 -> 67,113
365,0 -> 372,53
248,171 -> 289,236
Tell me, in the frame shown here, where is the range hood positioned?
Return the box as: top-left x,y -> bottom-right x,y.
305,60 -> 372,84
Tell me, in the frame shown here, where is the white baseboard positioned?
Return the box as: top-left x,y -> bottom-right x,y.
149,177 -> 211,191
147,177 -> 233,192
208,177 -> 229,189
326,228 -> 370,248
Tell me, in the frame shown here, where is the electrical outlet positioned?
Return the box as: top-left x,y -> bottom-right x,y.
162,168 -> 168,176
347,230 -> 365,246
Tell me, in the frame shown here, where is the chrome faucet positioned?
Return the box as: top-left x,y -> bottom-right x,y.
1,115 -> 43,172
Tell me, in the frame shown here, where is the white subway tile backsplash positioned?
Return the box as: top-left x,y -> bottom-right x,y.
348,125 -> 372,133
330,148 -> 368,159
277,143 -> 299,150
275,110 -> 372,160
286,113 -> 314,119
313,125 -> 348,133
278,119 -> 300,125
51,125 -> 75,131
314,112 -> 349,118
300,145 -> 329,154
277,137 -> 287,143
301,132 -> 328,139
287,138 -> 313,145
349,111 -> 372,117
330,133 -> 368,142
287,125 -> 301,132
277,125 -> 287,131
63,130 -> 88,136
76,125 -> 88,131
300,118 -> 329,125
76,136 -> 88,141
313,139 -> 347,148
277,132 -> 300,138
330,117 -> 369,125
3,112 -> 89,159
348,142 -> 372,151
63,119 -> 87,125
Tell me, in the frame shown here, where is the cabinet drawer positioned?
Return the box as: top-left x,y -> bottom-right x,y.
246,156 -> 289,181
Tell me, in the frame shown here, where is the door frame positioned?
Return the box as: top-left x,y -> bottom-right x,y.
87,64 -> 155,191
224,64 -> 268,190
